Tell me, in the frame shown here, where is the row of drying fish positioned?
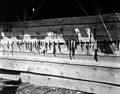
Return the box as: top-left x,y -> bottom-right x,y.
0,40 -> 98,59
1,40 -> 119,60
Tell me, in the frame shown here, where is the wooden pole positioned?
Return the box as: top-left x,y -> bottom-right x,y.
98,12 -> 112,41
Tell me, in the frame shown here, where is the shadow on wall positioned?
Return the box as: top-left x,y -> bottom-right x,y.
92,23 -> 119,55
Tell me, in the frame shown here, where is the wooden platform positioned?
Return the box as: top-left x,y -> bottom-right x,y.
0,52 -> 120,94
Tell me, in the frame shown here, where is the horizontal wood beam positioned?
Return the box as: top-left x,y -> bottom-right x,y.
20,72 -> 120,94
0,57 -> 120,85
0,52 -> 120,68
0,69 -> 20,80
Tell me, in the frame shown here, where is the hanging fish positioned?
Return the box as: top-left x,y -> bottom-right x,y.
57,41 -> 61,53
26,41 -> 29,50
68,40 -> 72,60
40,40 -> 42,46
30,42 -> 32,51
45,42 -> 48,52
93,41 -> 98,62
48,41 -> 50,50
117,40 -> 119,51
33,41 -> 36,52
36,41 -> 39,52
86,42 -> 90,55
68,40 -> 76,60
17,41 -> 21,51
7,41 -> 9,49
80,40 -> 83,52
42,49 -> 46,55
34,41 -> 37,51
41,41 -> 45,55
66,41 -> 69,50
48,41 -> 52,50
23,41 -> 26,50
71,40 -> 76,60
27,41 -> 29,51
53,41 -> 56,56
94,48 -> 98,62
19,41 -> 22,46
92,41 -> 95,50
37,40 -> 41,54
34,41 -> 37,53
75,41 -> 77,50
11,41 -> 14,55
25,41 -> 28,50
38,40 -> 40,49
29,41 -> 31,51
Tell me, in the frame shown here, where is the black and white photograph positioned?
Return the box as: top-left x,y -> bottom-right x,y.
0,0 -> 120,94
